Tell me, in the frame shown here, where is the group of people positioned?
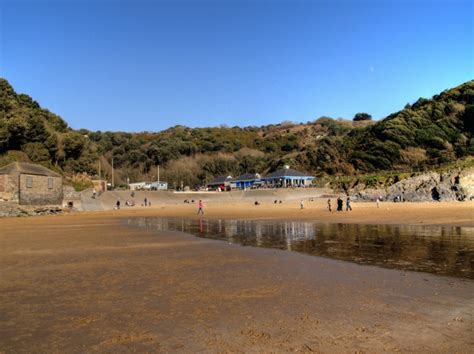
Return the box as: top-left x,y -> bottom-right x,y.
327,196 -> 352,212
115,196 -> 151,210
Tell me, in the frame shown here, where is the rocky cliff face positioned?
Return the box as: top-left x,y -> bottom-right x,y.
351,168 -> 474,202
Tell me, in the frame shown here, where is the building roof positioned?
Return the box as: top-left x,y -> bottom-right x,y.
0,162 -> 62,177
207,175 -> 233,185
234,173 -> 261,182
264,168 -> 313,179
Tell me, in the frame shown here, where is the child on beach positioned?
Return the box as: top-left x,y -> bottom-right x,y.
197,200 -> 204,215
327,199 -> 332,212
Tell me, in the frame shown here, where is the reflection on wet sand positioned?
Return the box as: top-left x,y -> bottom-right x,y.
127,218 -> 474,279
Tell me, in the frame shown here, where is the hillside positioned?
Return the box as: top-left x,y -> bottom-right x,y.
0,78 -> 472,188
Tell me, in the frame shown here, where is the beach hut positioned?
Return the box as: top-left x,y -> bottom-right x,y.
233,173 -> 262,190
207,175 -> 233,191
263,166 -> 314,187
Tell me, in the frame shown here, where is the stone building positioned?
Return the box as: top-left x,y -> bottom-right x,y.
0,162 -> 63,205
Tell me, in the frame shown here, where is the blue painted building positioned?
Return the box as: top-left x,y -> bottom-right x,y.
263,166 -> 314,187
233,173 -> 262,190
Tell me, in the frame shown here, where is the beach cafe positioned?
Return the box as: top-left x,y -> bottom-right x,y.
262,166 -> 314,187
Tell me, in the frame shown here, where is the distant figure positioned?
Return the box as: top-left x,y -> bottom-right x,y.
337,197 -> 343,211
346,197 -> 352,211
274,200 -> 278,204
131,191 -> 135,198
144,197 -> 148,207
92,189 -> 97,199
279,200 -> 283,204
197,200 -> 204,215
300,199 -> 304,209
376,197 -> 380,208
254,201 -> 260,206
116,200 -> 120,210
327,198 -> 332,212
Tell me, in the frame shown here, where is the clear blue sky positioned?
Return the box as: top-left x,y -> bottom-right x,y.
1,0 -> 472,132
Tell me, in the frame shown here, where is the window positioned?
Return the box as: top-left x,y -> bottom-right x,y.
48,177 -> 53,189
26,176 -> 33,188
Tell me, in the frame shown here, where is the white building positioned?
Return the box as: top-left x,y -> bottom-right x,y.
129,181 -> 168,191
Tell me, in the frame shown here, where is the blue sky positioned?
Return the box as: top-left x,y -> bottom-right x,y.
1,0 -> 472,132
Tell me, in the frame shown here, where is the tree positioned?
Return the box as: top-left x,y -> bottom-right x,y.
353,112 -> 372,121
22,142 -> 50,162
6,115 -> 29,148
63,132 -> 85,160
462,104 -> 474,134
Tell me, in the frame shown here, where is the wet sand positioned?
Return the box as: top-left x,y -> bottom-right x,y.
0,202 -> 473,352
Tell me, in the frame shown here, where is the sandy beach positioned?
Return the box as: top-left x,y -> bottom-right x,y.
82,199 -> 474,227
0,201 -> 473,352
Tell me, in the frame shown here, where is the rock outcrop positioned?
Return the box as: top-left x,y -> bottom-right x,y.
0,202 -> 63,217
351,168 -> 474,202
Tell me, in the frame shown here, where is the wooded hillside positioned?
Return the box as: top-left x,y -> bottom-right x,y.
0,78 -> 472,188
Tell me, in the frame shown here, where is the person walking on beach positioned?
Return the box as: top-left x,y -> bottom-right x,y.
327,198 -> 332,212
376,197 -> 380,208
300,199 -> 304,209
197,199 -> 204,215
346,196 -> 352,211
144,197 -> 148,207
116,200 -> 120,210
337,197 -> 343,211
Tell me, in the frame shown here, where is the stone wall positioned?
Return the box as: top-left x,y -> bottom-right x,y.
19,174 -> 63,205
0,174 -> 19,202
63,185 -> 82,209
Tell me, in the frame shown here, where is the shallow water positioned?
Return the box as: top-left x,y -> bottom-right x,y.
127,217 -> 474,279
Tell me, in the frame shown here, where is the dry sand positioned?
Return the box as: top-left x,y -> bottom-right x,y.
91,199 -> 474,226
0,201 -> 473,352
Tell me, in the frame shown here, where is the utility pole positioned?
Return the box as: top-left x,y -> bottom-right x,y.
157,165 -> 160,183
111,157 -> 115,189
